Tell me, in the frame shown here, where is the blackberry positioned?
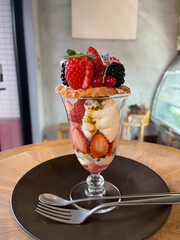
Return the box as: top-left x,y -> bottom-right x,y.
106,62 -> 125,87
60,61 -> 69,86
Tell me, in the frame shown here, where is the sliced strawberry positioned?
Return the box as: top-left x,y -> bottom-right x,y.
69,99 -> 85,123
86,47 -> 104,76
65,101 -> 73,115
81,58 -> 94,89
89,133 -> 109,158
108,135 -> 119,155
71,127 -> 88,153
65,56 -> 93,90
70,122 -> 81,134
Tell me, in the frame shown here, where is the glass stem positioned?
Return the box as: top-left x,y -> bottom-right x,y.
85,173 -> 105,197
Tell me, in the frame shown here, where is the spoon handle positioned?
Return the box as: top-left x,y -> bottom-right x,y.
73,192 -> 180,204
39,192 -> 180,206
90,194 -> 180,215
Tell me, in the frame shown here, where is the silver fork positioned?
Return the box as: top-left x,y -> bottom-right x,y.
35,194 -> 180,224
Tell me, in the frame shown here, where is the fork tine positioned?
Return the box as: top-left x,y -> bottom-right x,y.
38,202 -> 71,213
37,204 -> 72,217
36,202 -> 87,224
35,208 -> 73,224
36,206 -> 71,219
37,202 -> 72,216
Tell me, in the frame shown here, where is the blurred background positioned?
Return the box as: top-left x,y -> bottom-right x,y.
0,0 -> 180,151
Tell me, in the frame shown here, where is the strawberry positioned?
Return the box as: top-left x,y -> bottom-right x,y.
65,101 -> 73,115
69,99 -> 85,123
86,47 -> 104,76
65,56 -> 93,90
89,133 -> 109,158
70,122 -> 81,135
71,127 -> 88,153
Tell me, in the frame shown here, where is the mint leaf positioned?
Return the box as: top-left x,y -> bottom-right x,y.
63,55 -> 72,59
77,53 -> 84,57
63,51 -> 95,59
84,53 -> 95,59
67,49 -> 76,56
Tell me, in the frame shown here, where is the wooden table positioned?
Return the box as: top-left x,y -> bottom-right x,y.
0,139 -> 180,239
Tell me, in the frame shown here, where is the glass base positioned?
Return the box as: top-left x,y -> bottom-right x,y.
70,181 -> 121,214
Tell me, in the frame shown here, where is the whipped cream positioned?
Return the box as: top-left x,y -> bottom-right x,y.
75,150 -> 114,166
81,99 -> 119,142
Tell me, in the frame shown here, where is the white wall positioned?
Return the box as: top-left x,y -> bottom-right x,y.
36,0 -> 179,140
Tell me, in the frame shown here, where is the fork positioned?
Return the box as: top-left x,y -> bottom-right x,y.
35,194 -> 180,224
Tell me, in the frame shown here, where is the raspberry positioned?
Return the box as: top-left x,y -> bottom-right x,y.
68,99 -> 85,123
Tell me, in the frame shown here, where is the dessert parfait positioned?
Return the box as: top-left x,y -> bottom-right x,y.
56,47 -> 130,212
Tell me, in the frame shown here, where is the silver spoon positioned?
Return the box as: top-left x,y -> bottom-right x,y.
38,192 -> 180,206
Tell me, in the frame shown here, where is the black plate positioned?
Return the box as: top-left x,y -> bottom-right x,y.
11,155 -> 171,240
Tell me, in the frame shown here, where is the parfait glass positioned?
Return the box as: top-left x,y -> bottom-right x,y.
61,94 -> 129,213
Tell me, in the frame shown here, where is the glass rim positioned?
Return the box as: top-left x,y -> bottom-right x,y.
60,93 -> 130,100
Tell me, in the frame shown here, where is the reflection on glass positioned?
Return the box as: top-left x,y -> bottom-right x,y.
152,55 -> 180,135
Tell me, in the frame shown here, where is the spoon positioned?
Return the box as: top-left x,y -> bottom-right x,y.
38,192 -> 180,206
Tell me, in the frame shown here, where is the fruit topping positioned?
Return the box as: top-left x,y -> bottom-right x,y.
89,133 -> 109,158
71,127 -> 88,153
60,61 -> 69,86
69,99 -> 85,123
57,47 -> 128,94
92,76 -> 103,87
101,52 -> 120,88
65,56 -> 94,90
104,76 -> 116,88
106,62 -> 125,87
86,47 -> 104,76
96,71 -> 104,77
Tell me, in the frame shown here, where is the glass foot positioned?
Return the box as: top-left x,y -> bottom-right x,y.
70,181 -> 121,214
